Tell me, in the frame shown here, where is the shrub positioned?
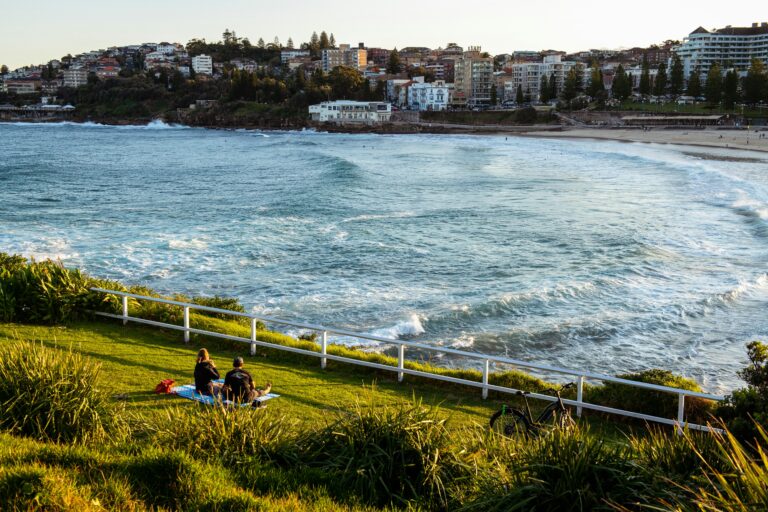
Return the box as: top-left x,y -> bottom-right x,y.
0,465 -> 99,511
286,399 -> 467,509
192,295 -> 246,319
717,341 -> 768,443
586,368 -> 713,421
464,425 -> 656,511
146,405 -> 295,464
0,341 -> 125,444
0,253 -> 123,324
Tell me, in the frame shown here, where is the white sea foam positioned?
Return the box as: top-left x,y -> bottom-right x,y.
368,314 -> 425,340
732,195 -> 768,220
341,211 -> 416,223
167,238 -> 208,250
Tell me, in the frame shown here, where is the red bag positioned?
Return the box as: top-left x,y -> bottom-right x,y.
154,379 -> 175,394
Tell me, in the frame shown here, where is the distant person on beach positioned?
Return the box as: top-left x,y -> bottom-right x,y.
194,348 -> 221,396
223,356 -> 271,403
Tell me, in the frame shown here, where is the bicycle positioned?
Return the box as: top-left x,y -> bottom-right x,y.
489,382 -> 576,437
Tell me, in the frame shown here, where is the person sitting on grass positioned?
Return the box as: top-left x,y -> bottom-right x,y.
194,348 -> 222,397
223,356 -> 271,404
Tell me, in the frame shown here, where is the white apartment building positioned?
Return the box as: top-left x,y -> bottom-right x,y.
453,47 -> 493,107
156,43 -> 178,55
281,49 -> 310,63
308,100 -> 392,124
321,44 -> 368,72
407,78 -> 452,111
675,23 -> 768,78
191,54 -> 213,75
506,54 -> 576,103
62,68 -> 89,88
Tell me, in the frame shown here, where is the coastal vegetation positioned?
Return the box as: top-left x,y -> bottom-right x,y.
1,253 -> 767,510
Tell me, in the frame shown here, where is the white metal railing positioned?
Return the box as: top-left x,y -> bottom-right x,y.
91,288 -> 725,433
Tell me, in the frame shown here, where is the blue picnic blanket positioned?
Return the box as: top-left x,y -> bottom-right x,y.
171,379 -> 279,407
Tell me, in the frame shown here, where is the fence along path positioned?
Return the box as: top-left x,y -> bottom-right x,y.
91,288 -> 724,433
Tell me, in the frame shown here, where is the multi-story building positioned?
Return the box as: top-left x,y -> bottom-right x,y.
407,79 -> 452,111
675,22 -> 768,78
5,80 -> 40,94
191,54 -> 213,75
62,68 -> 89,88
280,49 -> 310,64
452,46 -> 493,107
308,100 -> 392,124
321,44 -> 368,72
366,48 -> 390,67
506,54 -> 576,103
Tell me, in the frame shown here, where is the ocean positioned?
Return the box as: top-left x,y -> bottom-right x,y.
2,121 -> 768,392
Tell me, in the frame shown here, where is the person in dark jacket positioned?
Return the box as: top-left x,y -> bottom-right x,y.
194,348 -> 221,396
223,356 -> 271,403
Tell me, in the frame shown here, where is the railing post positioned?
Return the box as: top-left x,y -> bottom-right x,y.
398,344 -> 405,382
482,359 -> 490,399
677,394 -> 686,435
122,296 -> 128,325
183,306 -> 190,344
577,375 -> 585,417
321,331 -> 328,369
250,318 -> 257,356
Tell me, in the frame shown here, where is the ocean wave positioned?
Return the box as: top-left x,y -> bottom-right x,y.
732,195 -> 768,220
167,238 -> 208,250
368,314 -> 425,340
341,211 -> 416,223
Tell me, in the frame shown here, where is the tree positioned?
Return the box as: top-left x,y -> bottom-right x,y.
287,37 -> 294,49
328,66 -> 365,98
669,54 -> 684,96
257,38 -> 265,49
549,72 -> 557,100
490,84 -> 498,105
0,64 -> 7,75
329,33 -> 336,48
705,63 -> 723,106
587,65 -> 604,98
743,58 -> 768,105
687,70 -> 702,98
723,69 -> 739,109
639,55 -> 651,96
310,31 -> 319,50
562,64 -> 584,102
319,31 -> 330,49
612,64 -> 631,101
386,49 -> 402,74
653,62 -> 667,96
539,74 -> 550,103
516,84 -> 524,104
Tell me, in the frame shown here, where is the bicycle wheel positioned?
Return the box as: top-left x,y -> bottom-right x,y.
539,405 -> 575,432
489,407 -> 529,437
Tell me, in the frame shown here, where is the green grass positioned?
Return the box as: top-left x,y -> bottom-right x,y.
0,320 -> 502,427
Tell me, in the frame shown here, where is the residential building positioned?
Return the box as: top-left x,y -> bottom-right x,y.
308,100 -> 392,124
280,49 -> 310,64
321,43 -> 368,72
452,46 -> 493,107
62,68 -> 89,88
675,22 -> 768,79
407,78 -> 452,111
191,54 -> 213,75
5,80 -> 40,94
506,54 -> 577,103
366,48 -> 390,67
386,78 -> 411,102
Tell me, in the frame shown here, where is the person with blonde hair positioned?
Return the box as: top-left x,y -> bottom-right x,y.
194,348 -> 222,396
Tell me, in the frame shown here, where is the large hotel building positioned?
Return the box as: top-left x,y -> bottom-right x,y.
675,22 -> 768,78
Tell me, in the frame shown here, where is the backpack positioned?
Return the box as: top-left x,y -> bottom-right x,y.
154,379 -> 175,394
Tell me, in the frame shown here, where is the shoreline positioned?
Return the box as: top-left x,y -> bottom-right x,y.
5,117 -> 768,155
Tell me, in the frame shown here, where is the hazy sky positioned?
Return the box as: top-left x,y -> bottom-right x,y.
1,1 -> 766,69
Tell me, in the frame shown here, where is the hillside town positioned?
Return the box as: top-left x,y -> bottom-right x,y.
2,23 -> 768,126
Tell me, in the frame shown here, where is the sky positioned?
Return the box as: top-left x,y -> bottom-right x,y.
1,0 -> 766,69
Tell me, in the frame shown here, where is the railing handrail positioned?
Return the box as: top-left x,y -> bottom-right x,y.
90,287 -> 724,402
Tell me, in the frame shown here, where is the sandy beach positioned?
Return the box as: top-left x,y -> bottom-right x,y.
530,127 -> 768,154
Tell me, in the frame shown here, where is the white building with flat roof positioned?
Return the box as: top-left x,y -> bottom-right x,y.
191,54 -> 213,75
675,23 -> 768,79
63,68 -> 89,88
407,79 -> 452,111
506,54 -> 577,103
309,100 -> 391,124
